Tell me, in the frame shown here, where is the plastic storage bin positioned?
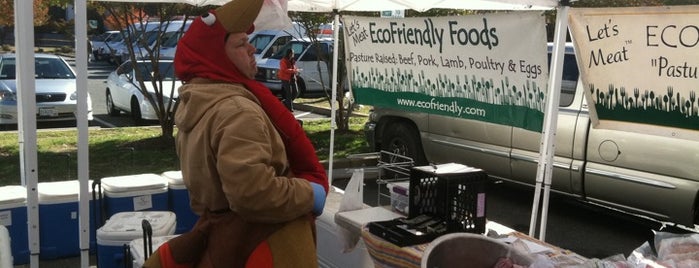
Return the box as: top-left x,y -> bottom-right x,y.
0,185 -> 28,265
161,171 -> 198,234
37,180 -> 96,259
128,234 -> 178,268
100,174 -> 169,218
387,182 -> 409,215
96,211 -> 176,268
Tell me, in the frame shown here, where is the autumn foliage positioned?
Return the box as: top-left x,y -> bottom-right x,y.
0,0 -> 50,27
101,5 -> 151,31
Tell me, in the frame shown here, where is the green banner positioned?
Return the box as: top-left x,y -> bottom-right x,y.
343,13 -> 549,132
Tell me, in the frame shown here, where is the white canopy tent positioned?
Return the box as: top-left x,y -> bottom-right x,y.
13,0 -> 565,267
284,0 -> 566,244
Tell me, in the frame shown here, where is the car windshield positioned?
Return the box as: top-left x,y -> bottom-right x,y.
136,61 -> 176,81
0,57 -> 75,79
249,34 -> 275,54
270,41 -> 309,60
141,31 -> 161,46
161,31 -> 183,48
91,32 -> 112,41
110,33 -> 124,43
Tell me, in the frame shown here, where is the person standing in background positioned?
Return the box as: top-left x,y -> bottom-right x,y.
278,48 -> 298,111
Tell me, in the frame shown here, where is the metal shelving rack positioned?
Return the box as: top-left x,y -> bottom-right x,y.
373,150 -> 414,208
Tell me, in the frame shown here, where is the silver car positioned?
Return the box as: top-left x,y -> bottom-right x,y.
90,30 -> 120,61
0,53 -> 93,125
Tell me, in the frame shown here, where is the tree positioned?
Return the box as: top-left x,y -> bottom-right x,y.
97,2 -> 210,144
290,12 -> 358,131
0,0 -> 50,45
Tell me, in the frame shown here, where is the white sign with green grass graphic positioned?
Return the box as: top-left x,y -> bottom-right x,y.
569,6 -> 699,141
343,13 -> 549,132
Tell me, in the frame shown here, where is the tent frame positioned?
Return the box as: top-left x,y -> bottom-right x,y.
13,1 -> 564,267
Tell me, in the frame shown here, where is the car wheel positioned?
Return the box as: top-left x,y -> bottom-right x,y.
106,90 -> 120,116
130,98 -> 143,125
380,122 -> 428,167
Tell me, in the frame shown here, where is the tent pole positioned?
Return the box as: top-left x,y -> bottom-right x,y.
328,9 -> 340,189
528,0 -> 570,241
15,0 -> 40,267
74,0 -> 91,267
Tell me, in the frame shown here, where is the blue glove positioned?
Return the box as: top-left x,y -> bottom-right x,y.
310,182 -> 326,216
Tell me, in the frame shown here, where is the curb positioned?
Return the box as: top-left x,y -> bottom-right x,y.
294,102 -> 368,118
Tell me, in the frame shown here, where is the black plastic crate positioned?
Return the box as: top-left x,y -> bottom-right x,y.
367,215 -> 446,247
408,164 -> 488,234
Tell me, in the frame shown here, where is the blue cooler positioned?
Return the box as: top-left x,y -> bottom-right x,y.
161,171 -> 198,234
96,211 -> 176,268
0,185 -> 28,265
100,174 -> 169,218
37,180 -> 96,259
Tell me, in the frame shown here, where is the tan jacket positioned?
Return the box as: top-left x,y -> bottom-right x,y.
175,82 -> 314,223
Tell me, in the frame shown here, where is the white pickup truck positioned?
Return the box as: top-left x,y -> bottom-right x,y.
364,44 -> 699,228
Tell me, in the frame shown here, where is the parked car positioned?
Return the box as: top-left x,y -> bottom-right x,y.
90,30 -> 120,61
255,38 -> 334,98
95,31 -> 126,63
157,20 -> 194,60
108,21 -> 161,65
120,20 -> 192,63
363,43 -> 699,227
0,53 -> 93,125
105,59 -> 180,124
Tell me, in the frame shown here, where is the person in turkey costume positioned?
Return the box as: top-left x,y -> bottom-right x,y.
143,0 -> 329,267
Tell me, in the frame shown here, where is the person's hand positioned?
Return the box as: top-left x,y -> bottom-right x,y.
310,182 -> 326,216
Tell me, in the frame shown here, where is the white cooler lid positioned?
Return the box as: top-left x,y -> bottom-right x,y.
129,234 -> 178,267
160,171 -> 184,186
97,211 -> 177,245
0,185 -> 26,205
103,187 -> 168,198
101,173 -> 168,193
38,180 -> 94,204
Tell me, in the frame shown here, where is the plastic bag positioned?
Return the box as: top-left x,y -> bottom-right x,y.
336,168 -> 365,253
253,0 -> 294,32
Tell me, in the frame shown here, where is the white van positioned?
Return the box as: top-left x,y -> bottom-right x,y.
249,22 -> 306,61
255,38 -> 335,98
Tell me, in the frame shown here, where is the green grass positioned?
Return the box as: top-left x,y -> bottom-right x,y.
0,117 -> 371,186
